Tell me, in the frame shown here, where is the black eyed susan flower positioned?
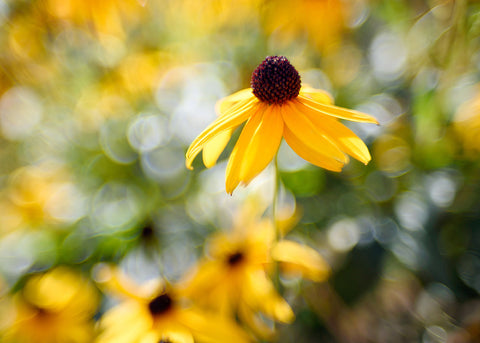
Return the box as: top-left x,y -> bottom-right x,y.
186,56 -> 378,194
1,267 -> 99,343
95,265 -> 250,343
180,199 -> 330,339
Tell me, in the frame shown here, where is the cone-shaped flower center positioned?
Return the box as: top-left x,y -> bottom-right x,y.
227,251 -> 245,266
148,293 -> 173,316
251,56 -> 301,105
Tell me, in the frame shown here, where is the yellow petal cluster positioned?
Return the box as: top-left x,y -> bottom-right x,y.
1,267 -> 99,343
181,200 -> 330,338
95,265 -> 250,343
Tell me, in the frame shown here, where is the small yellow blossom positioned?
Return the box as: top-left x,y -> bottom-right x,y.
181,199 -> 330,338
1,267 -> 99,343
95,264 -> 250,343
186,56 -> 377,194
0,163 -> 78,233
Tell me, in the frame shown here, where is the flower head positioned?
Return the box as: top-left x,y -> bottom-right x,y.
181,199 -> 330,338
186,56 -> 378,194
95,265 -> 250,343
1,267 -> 99,343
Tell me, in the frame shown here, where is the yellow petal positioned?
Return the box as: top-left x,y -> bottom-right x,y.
299,86 -> 334,105
272,240 -> 330,282
297,96 -> 379,124
244,269 -> 294,323
238,302 -> 275,340
202,127 -> 233,168
217,88 -> 254,115
94,264 -> 147,301
302,109 -> 372,164
283,125 -> 344,171
138,331 -> 160,343
185,97 -> 257,169
180,309 -> 250,343
97,303 -> 152,343
225,103 -> 267,194
282,102 -> 348,164
161,329 -> 194,343
239,105 -> 284,183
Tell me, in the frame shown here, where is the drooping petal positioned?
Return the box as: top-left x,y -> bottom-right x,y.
283,125 -> 344,171
202,127 -> 233,168
299,86 -> 334,105
238,105 -> 284,183
282,102 -> 348,164
225,103 -> 268,194
161,329 -> 195,343
180,309 -> 250,343
97,303 -> 152,343
271,240 -> 330,282
138,331 -> 159,343
94,264 -> 151,301
243,269 -> 294,324
186,97 -> 257,169
238,302 -> 275,340
302,109 -> 372,164
297,95 -> 379,124
217,89 -> 254,115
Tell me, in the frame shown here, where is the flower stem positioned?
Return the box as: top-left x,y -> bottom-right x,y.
272,154 -> 280,240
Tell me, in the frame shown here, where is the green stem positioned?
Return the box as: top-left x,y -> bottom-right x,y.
272,154 -> 281,240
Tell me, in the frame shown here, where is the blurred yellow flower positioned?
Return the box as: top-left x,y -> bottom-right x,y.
0,163 -> 78,233
95,265 -> 250,343
1,267 -> 99,343
454,89 -> 480,155
262,0 -> 348,52
186,56 -> 377,194
46,0 -> 144,37
181,200 -> 330,338
165,0 -> 259,37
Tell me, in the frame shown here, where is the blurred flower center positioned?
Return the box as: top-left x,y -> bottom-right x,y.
251,56 -> 301,105
226,251 -> 245,266
148,293 -> 173,316
141,225 -> 155,239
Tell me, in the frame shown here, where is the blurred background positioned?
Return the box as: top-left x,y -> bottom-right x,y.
0,0 -> 480,342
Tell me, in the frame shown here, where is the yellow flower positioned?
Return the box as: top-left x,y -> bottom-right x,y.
46,0 -> 144,37
1,267 -> 99,343
186,56 -> 378,194
262,0 -> 347,53
0,163 -> 77,233
95,265 -> 250,343
181,199 -> 330,338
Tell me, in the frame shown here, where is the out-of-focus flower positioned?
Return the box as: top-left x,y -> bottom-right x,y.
262,0 -> 348,52
95,264 -> 250,343
181,199 -> 330,338
164,0 -> 259,37
1,267 -> 99,343
45,0 -> 144,38
186,56 -> 377,194
453,90 -> 480,155
0,163 -> 81,233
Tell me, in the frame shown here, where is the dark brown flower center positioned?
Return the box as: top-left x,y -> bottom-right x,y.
251,56 -> 301,105
148,293 -> 173,316
227,251 -> 244,266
